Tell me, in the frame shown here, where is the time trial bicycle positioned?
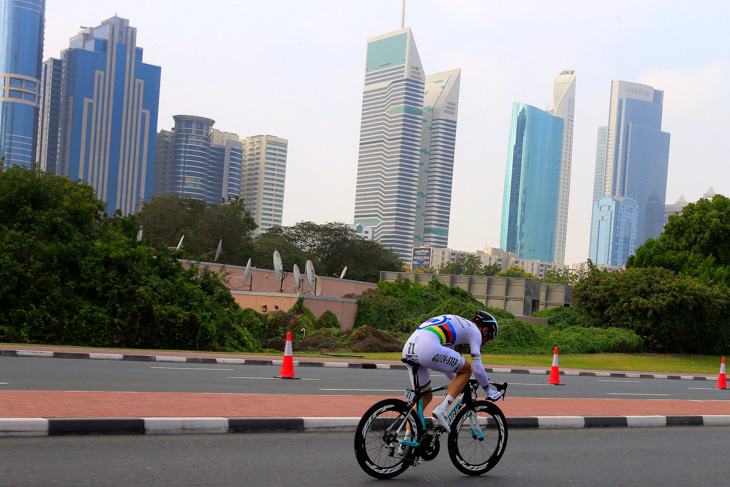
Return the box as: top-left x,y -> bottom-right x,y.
354,357 -> 508,479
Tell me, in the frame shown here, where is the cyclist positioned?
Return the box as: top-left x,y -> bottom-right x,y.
402,311 -> 500,434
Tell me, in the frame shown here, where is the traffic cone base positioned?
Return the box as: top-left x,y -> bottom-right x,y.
276,332 -> 300,380
717,357 -> 726,390
548,346 -> 563,385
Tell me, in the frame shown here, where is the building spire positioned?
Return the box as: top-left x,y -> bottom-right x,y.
400,0 -> 406,28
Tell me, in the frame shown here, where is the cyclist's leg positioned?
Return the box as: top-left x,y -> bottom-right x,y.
403,337 -> 434,413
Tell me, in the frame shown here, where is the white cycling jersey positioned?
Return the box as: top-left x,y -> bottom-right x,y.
402,314 -> 490,393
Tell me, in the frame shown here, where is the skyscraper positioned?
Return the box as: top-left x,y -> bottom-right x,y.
153,115 -> 243,205
590,196 -> 637,267
241,134 -> 288,234
39,16 -> 161,215
546,69 -> 576,264
589,81 -> 671,265
353,27 -> 459,264
0,0 -> 45,167
36,58 -> 62,172
500,69 -> 575,264
500,103 -> 564,263
415,69 -> 460,249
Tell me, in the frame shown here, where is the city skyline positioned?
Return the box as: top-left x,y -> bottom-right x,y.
38,1 -> 730,264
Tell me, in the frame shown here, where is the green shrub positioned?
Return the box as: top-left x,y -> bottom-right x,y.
573,267 -> 730,354
483,318 -> 644,355
532,307 -> 582,330
316,310 -> 341,329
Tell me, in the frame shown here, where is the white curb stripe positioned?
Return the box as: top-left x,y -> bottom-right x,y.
538,416 -> 585,429
143,417 -> 228,434
0,418 -> 49,437
155,356 -> 187,363
302,417 -> 361,431
16,350 -> 54,358
627,416 -> 666,427
89,353 -> 123,360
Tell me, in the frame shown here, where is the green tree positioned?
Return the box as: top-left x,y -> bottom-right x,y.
497,266 -> 539,280
253,221 -> 402,282
542,268 -> 579,285
439,254 -> 484,275
0,166 -> 259,352
136,194 -> 257,265
482,263 -> 501,276
627,194 -> 730,286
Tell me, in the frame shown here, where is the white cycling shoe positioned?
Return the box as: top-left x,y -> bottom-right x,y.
431,401 -> 452,433
486,387 -> 502,401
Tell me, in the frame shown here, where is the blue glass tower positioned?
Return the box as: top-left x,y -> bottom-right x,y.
0,0 -> 45,167
41,16 -> 161,215
589,196 -> 637,267
500,103 -> 564,263
589,81 -> 670,265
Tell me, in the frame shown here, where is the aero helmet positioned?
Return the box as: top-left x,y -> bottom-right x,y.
473,310 -> 499,340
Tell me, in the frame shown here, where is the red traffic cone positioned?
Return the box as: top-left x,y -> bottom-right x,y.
277,332 -> 299,379
717,357 -> 727,390
548,347 -> 562,385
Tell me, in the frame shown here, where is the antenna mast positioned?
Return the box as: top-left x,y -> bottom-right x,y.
400,0 -> 405,28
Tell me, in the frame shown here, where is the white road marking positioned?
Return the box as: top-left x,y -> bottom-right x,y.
150,367 -> 233,371
319,388 -> 403,392
0,382 -> 8,385
599,379 -> 642,383
506,383 -> 555,386
229,376 -> 320,381
688,387 -> 716,390
606,393 -> 668,396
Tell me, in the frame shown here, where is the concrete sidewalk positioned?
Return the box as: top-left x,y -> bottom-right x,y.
1,345 -> 729,436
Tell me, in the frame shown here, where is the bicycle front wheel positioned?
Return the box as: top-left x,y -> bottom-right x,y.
447,400 -> 508,476
354,399 -> 422,479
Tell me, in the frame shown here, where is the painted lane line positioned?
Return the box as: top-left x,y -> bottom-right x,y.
150,366 -> 234,371
319,388 -> 403,392
688,387 -> 716,390
507,383 -> 555,386
599,379 -> 642,383
228,376 -> 320,381
606,393 -> 669,396
0,382 -> 8,385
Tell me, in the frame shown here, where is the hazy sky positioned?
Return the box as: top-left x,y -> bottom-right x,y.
43,1 -> 730,265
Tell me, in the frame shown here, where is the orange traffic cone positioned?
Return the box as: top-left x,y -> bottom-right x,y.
277,332 -> 299,379
717,357 -> 727,390
548,347 -> 562,385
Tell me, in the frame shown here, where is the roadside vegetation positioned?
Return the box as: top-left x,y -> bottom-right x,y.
1,164 -> 729,369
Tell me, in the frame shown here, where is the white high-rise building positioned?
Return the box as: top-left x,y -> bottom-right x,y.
545,68 -> 576,265
241,134 -> 288,234
353,26 -> 460,264
415,69 -> 460,249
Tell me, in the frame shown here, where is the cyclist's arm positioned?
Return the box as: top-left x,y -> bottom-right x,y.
468,330 -> 490,389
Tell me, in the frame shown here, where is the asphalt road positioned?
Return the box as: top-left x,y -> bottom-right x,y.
1,428 -> 728,486
1,356 -> 727,401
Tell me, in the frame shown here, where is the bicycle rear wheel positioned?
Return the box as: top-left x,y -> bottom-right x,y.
354,399 -> 422,479
447,400 -> 508,476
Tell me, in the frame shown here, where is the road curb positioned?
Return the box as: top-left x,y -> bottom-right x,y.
2,415 -> 730,437
0,349 -> 718,382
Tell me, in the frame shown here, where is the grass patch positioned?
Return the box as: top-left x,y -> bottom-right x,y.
281,352 -> 724,374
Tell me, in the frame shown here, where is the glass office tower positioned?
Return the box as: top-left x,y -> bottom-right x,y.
0,0 -> 45,167
500,103 -> 564,263
589,81 -> 670,265
589,196 -> 637,267
40,16 -> 161,215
